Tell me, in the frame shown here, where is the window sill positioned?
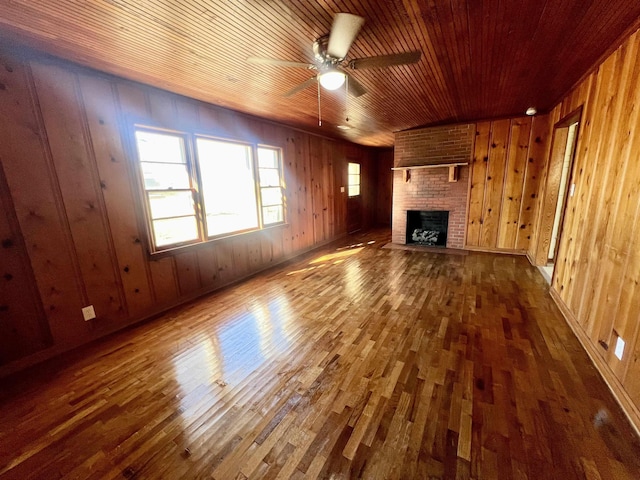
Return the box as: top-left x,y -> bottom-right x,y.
148,222 -> 288,259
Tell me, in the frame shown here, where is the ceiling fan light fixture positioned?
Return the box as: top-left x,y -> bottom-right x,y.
319,70 -> 346,90
526,107 -> 537,116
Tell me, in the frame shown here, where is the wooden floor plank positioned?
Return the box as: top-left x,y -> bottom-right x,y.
0,229 -> 639,479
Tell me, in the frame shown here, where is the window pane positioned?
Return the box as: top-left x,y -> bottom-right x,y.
197,138 -> 259,236
261,187 -> 282,206
348,162 -> 360,174
348,185 -> 360,197
141,162 -> 191,190
259,168 -> 280,187
258,147 -> 279,168
263,205 -> 283,225
152,216 -> 198,247
348,174 -> 360,187
135,131 -> 185,164
148,191 -> 195,220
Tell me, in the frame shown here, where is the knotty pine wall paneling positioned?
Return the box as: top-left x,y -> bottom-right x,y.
521,113 -> 557,255
77,74 -> 155,319
292,131 -> 314,252
0,49 -> 379,374
282,136 -> 298,257
466,121 -> 490,247
480,119 -> 510,248
360,148 -> 379,231
497,117 -> 532,249
467,116 -> 551,252
0,164 -> 52,363
374,148 -> 393,227
546,29 -> 640,430
332,144 -> 348,236
0,53 -> 88,349
31,64 -> 126,323
310,135 -> 329,245
195,248 -> 219,291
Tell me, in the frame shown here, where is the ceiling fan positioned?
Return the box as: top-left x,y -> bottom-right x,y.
247,13 -> 422,98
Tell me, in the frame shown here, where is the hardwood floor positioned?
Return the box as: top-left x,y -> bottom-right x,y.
0,229 -> 638,479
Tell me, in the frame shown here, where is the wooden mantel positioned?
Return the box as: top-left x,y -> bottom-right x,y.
391,162 -> 468,182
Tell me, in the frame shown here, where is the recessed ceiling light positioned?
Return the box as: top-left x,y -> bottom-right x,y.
337,125 -> 352,130
526,107 -> 537,116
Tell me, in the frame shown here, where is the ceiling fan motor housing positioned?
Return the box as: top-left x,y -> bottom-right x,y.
313,35 -> 341,68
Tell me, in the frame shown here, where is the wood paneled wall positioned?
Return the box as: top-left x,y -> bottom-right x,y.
0,164 -> 52,363
466,116 -> 553,252
0,49 -> 381,373
373,148 -> 394,227
545,28 -> 640,430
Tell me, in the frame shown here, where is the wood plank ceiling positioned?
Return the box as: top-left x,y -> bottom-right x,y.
0,0 -> 639,147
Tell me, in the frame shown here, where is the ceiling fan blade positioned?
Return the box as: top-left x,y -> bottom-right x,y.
284,76 -> 318,97
346,73 -> 367,97
327,13 -> 365,59
247,57 -> 315,69
349,51 -> 422,70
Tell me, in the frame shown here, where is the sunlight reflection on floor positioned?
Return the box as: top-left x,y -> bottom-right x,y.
172,238 -> 375,412
286,241 -> 373,276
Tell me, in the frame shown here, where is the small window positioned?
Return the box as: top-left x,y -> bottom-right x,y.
133,127 -> 286,252
257,147 -> 285,225
348,162 -> 361,197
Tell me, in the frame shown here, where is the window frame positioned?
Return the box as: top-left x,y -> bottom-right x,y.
131,123 -> 286,255
134,126 -> 203,251
256,144 -> 286,227
194,135 -> 261,240
347,161 -> 361,198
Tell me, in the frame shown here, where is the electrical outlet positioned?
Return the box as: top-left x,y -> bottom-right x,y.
340,186 -> 345,193
82,305 -> 96,321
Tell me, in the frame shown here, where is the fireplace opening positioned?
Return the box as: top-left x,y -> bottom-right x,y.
406,210 -> 449,247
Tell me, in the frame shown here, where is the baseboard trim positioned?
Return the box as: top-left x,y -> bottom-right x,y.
549,287 -> 640,437
526,251 -> 536,265
464,245 -> 527,255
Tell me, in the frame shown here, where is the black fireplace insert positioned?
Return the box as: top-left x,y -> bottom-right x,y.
406,210 -> 449,247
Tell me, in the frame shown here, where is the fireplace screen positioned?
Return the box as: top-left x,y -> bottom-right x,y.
406,210 -> 449,247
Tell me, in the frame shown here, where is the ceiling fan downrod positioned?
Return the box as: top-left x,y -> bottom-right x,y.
317,80 -> 322,126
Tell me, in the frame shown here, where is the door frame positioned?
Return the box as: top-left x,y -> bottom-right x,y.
532,107 -> 582,267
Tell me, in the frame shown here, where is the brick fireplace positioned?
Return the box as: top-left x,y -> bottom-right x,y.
392,123 -> 473,249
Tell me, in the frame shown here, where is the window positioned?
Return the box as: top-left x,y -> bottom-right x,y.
135,130 -> 200,248
197,138 -> 259,236
258,147 -> 285,224
134,127 -> 285,252
348,162 -> 361,197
